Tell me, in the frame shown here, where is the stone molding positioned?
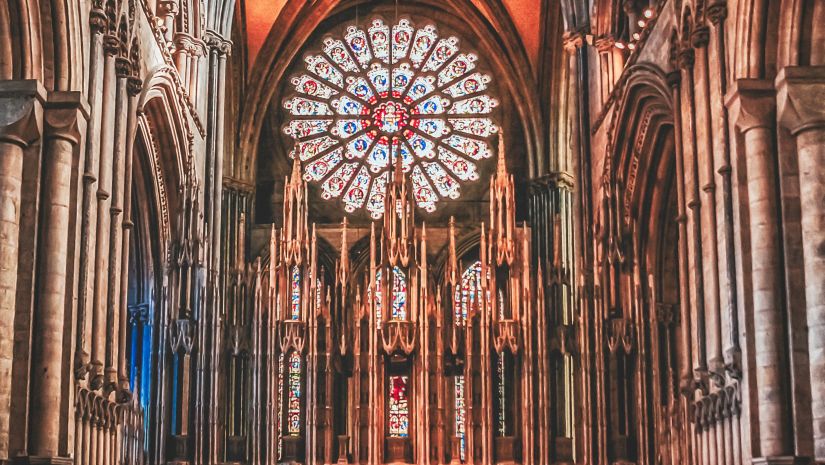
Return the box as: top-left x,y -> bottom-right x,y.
0,80 -> 46,148
725,78 -> 776,132
776,66 -> 825,135
43,91 -> 90,145
203,30 -> 233,56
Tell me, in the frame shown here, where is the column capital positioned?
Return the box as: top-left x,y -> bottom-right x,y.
691,25 -> 710,48
707,2 -> 728,25
677,48 -> 695,70
44,91 -> 89,145
775,66 -> 825,135
115,56 -> 132,78
103,34 -> 120,56
725,79 -> 776,133
666,71 -> 681,88
157,0 -> 179,15
203,30 -> 233,56
594,35 -> 616,52
0,80 -> 46,148
562,31 -> 585,54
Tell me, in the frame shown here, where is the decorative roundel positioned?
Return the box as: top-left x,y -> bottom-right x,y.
283,17 -> 499,218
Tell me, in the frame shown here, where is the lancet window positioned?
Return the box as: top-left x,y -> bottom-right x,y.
452,260 -> 481,459
287,351 -> 303,436
291,265 -> 302,319
374,266 -> 408,322
388,375 -> 410,437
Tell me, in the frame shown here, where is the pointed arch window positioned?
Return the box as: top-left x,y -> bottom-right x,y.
496,288 -> 508,436
282,18 -> 500,217
287,351 -> 303,436
291,265 -> 302,320
277,353 -> 285,458
456,260 -> 482,324
375,266 -> 408,322
452,260 -> 481,460
388,375 -> 410,437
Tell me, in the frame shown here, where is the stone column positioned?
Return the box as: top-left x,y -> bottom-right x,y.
158,0 -> 179,43
104,50 -> 130,393
666,70 -> 693,393
75,2 -> 107,382
0,80 -> 43,461
776,65 -> 825,461
726,79 -> 793,461
28,91 -> 87,459
706,1 -> 742,379
677,47 -> 708,380
90,31 -> 119,390
117,71 -> 142,397
692,25 -> 725,386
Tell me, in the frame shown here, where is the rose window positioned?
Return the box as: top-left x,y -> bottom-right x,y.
283,18 -> 499,218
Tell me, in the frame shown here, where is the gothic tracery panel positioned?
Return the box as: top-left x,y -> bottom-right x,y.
283,18 -> 499,217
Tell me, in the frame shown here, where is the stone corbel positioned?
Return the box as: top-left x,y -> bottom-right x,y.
169,318 -> 195,354
655,302 -> 679,327
593,35 -> 616,53
549,324 -> 577,355
706,2 -> 728,26
0,80 -> 45,146
725,79 -> 776,132
562,30 -> 585,55
493,319 -> 519,354
606,317 -> 634,354
676,47 -> 695,71
690,25 -> 710,49
279,319 -> 307,354
776,66 -> 825,135
379,320 -> 417,356
203,30 -> 233,56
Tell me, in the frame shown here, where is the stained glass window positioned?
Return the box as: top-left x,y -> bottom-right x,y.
455,375 -> 467,460
277,353 -> 285,458
497,355 -> 506,436
374,266 -> 408,323
291,266 -> 301,320
283,18 -> 499,218
315,277 -> 323,311
455,260 -> 482,324
287,352 -> 302,436
388,375 -> 410,437
496,289 -> 507,436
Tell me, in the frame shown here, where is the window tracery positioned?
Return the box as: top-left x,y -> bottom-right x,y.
388,375 -> 410,437
287,352 -> 302,436
283,18 -> 499,217
374,266 -> 408,323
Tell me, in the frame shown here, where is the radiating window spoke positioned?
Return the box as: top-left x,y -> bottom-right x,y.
284,18 -> 499,216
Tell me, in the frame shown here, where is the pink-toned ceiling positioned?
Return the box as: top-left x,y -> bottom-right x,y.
244,0 -> 287,67
242,0 -> 542,72
500,0 -> 541,73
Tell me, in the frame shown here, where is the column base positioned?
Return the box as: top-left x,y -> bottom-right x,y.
752,457 -> 813,465
11,457 -> 73,465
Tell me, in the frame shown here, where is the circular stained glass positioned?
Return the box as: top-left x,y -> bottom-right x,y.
283,17 -> 499,218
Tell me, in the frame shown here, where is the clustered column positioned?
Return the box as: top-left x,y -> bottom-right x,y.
0,81 -> 43,461
726,79 -> 793,460
29,92 -> 88,459
777,66 -> 825,462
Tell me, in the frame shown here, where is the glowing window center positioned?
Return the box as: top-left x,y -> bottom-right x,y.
373,100 -> 410,134
283,17 -> 500,218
